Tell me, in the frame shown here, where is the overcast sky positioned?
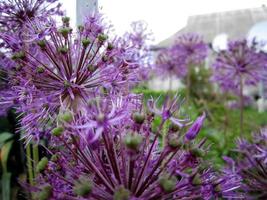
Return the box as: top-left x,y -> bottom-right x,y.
62,0 -> 267,43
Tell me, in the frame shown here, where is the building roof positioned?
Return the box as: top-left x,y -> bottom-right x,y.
157,6 -> 267,48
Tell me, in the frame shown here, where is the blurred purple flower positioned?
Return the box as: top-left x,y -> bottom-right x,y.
212,39 -> 267,92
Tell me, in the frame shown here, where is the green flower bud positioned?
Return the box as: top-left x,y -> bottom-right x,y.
159,174 -> 177,193
97,33 -> 108,43
51,126 -> 64,137
73,177 -> 93,197
132,112 -> 145,124
36,157 -> 48,173
124,133 -> 143,151
37,66 -> 45,73
62,16 -> 70,24
192,173 -> 202,185
113,186 -> 130,200
102,55 -> 108,62
63,80 -> 71,88
50,154 -> 59,162
169,123 -> 180,132
87,64 -> 97,72
58,111 -> 73,123
58,46 -> 68,54
37,40 -> 46,49
82,38 -> 91,48
191,148 -> 205,157
214,184 -> 221,192
107,43 -> 114,50
78,25 -> 84,32
38,185 -> 52,200
12,51 -> 26,60
58,28 -> 72,38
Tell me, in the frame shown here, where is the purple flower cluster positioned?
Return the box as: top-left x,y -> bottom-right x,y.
0,0 -> 63,31
224,129 -> 267,199
32,95 -> 242,199
0,14 -> 143,143
212,39 -> 267,92
156,33 -> 208,78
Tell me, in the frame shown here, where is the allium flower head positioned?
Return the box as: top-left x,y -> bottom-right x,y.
155,33 -> 208,79
32,95 -> 242,199
0,14 -> 142,142
174,33 -> 208,65
0,0 -> 63,31
212,39 -> 267,92
155,46 -> 188,78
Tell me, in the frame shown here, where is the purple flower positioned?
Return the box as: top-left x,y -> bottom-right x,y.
155,33 -> 208,79
31,95 -> 241,199
147,94 -> 190,126
0,14 -> 143,142
0,0 -> 63,31
174,33 -> 208,65
212,39 -> 267,92
185,112 -> 206,141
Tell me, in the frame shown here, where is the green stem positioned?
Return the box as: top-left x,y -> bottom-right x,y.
32,144 -> 39,178
240,76 -> 244,135
186,64 -> 191,106
26,144 -> 34,186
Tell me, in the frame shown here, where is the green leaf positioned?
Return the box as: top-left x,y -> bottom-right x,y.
0,132 -> 13,148
1,140 -> 14,173
1,172 -> 11,200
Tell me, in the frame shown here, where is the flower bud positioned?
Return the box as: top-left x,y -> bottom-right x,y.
169,123 -> 180,132
97,33 -> 108,43
82,38 -> 91,48
78,25 -> 84,32
132,112 -> 145,124
73,177 -> 93,197
107,43 -> 114,50
51,126 -> 64,137
62,16 -> 70,25
102,55 -> 108,62
38,185 -> 52,200
50,154 -> 59,162
37,40 -> 46,50
58,111 -> 73,123
36,66 -> 45,73
58,46 -> 68,54
191,148 -> 205,157
185,112 -> 205,141
113,186 -> 130,200
36,157 -> 48,173
192,173 -> 202,185
159,174 -> 177,193
58,27 -> 72,38
87,64 -> 97,72
124,133 -> 143,151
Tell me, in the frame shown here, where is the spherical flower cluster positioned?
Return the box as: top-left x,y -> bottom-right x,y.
32,95 -> 242,199
155,33 -> 208,79
0,0 -> 63,32
212,39 -> 267,92
0,14 -> 143,143
173,33 -> 208,65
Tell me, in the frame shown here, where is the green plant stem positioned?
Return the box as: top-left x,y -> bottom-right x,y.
32,144 -> 39,178
186,64 -> 191,106
239,76 -> 244,135
26,144 -> 34,186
